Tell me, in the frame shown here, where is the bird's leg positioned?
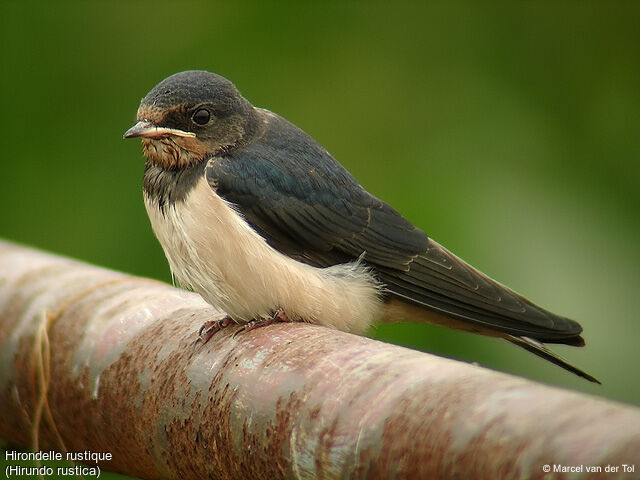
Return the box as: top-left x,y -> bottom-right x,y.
232,308 -> 291,338
197,316 -> 235,344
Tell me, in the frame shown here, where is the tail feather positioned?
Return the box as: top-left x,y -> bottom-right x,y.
506,335 -> 600,384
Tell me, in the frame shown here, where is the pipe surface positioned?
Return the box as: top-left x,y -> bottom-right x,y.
0,240 -> 638,479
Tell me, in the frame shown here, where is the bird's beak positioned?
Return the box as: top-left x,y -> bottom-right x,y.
123,120 -> 196,139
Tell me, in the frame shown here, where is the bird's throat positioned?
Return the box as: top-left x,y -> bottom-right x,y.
142,137 -> 207,170
143,159 -> 207,210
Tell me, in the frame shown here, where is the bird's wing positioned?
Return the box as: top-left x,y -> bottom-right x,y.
206,111 -> 582,343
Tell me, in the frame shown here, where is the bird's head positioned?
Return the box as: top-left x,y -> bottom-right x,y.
124,70 -> 258,169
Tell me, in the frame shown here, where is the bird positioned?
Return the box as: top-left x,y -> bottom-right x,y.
124,70 -> 599,383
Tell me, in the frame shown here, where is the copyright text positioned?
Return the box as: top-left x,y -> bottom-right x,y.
542,463 -> 635,474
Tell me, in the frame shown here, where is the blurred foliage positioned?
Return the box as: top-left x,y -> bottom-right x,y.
1,2 -> 639,475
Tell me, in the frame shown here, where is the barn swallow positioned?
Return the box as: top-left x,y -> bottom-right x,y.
124,70 -> 599,383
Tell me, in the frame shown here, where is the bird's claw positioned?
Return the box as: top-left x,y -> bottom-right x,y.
197,316 -> 235,344
232,308 -> 291,338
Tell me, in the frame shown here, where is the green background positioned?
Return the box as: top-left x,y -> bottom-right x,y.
1,1 -> 639,477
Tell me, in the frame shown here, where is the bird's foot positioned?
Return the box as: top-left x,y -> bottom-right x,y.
197,316 -> 235,344
233,308 -> 291,338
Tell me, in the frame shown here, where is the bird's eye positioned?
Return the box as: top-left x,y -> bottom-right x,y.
192,108 -> 211,125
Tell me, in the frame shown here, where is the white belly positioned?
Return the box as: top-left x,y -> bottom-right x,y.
144,176 -> 382,333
